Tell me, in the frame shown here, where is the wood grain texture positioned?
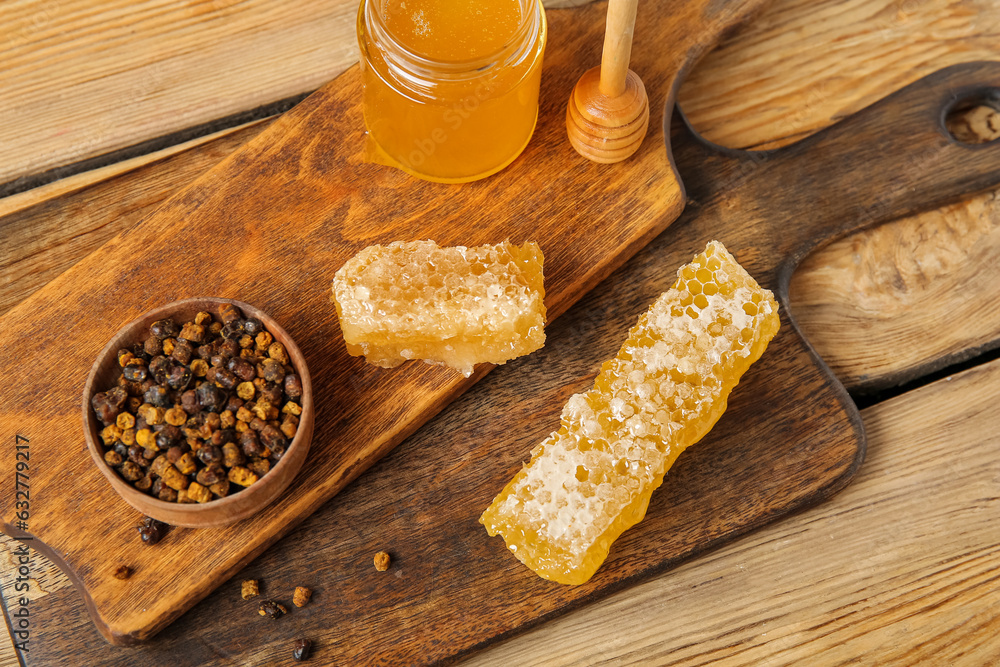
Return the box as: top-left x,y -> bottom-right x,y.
679,0 -> 1000,151
790,189 -> 1000,392
566,67 -> 650,162
0,0 -> 353,189
0,0 -> 587,192
467,356 -> 1000,666
0,534 -> 69,667
0,120 -> 274,318
0,0 -> 772,644
10,62 -> 1000,665
676,64 -> 1000,393
0,119 -> 270,221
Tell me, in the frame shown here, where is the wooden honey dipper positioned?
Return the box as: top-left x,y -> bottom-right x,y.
566,0 -> 649,163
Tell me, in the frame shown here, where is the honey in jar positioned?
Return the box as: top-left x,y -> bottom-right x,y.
357,0 -> 547,183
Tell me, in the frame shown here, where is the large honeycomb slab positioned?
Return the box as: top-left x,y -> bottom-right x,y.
481,241 -> 780,584
332,240 -> 546,377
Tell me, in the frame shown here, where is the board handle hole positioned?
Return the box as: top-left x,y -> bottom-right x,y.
946,90 -> 1000,145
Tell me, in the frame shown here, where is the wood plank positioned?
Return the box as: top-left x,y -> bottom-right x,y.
9,61 -> 1000,664
0,119 -> 270,221
0,0 -> 584,192
0,0 -> 777,645
0,0 -> 352,190
679,0 -> 1000,151
465,355 -> 1000,666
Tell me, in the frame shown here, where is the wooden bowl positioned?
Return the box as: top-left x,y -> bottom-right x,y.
82,297 -> 313,528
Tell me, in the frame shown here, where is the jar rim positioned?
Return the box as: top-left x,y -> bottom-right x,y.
359,0 -> 545,92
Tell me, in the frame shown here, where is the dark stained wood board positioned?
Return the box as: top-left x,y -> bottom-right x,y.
8,61 -> 1000,667
0,0 -> 774,645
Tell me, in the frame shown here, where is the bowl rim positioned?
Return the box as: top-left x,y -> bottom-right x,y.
81,297 -> 313,520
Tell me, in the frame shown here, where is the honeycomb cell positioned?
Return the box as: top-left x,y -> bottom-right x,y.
332,240 -> 546,377
480,240 -> 780,585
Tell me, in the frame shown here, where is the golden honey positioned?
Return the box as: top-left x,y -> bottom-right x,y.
357,0 -> 547,183
332,240 -> 546,376
481,242 -> 781,584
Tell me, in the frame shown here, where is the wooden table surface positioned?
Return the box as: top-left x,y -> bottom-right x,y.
2,0 -> 999,665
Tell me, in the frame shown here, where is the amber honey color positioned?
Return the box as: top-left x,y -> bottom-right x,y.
481,242 -> 781,585
358,0 -> 546,182
331,240 -> 546,376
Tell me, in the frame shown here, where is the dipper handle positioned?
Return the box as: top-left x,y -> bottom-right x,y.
600,0 -> 640,98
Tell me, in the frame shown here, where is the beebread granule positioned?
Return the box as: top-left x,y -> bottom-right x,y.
241,579 -> 259,600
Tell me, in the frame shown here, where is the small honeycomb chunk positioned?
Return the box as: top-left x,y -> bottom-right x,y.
480,241 -> 780,585
332,240 -> 546,377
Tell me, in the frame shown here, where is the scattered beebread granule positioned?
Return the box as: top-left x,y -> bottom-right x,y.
332,240 -> 546,377
481,241 -> 780,585
293,586 -> 312,608
241,579 -> 259,600
258,600 -> 287,619
373,551 -> 391,572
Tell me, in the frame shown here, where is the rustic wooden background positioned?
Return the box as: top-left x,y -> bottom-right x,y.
2,0 -> 999,664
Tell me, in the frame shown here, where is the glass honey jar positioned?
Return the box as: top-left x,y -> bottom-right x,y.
357,0 -> 547,183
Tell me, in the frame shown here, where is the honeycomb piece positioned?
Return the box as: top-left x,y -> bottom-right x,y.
332,240 -> 546,377
480,241 -> 780,585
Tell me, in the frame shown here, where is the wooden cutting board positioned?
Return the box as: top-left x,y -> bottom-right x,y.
13,61 -> 1000,667
0,0 -> 773,644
